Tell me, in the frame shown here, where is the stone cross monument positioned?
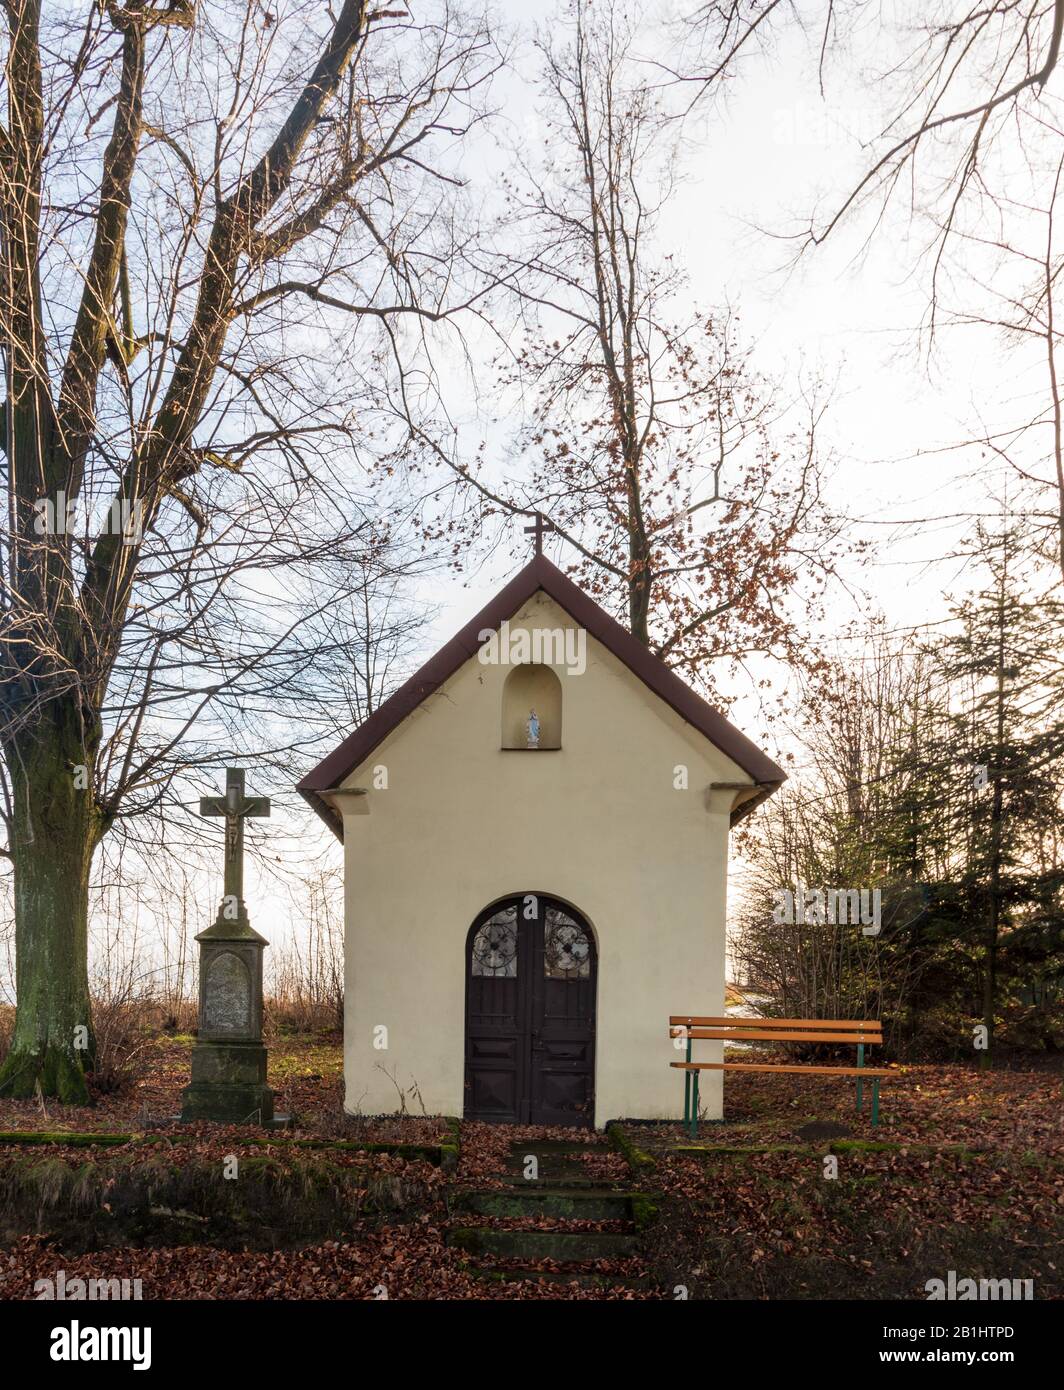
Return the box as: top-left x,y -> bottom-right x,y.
180,767 -> 280,1125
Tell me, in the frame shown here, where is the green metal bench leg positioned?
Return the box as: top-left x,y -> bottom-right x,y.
872,1078 -> 880,1128
690,1069 -> 700,1139
683,1033 -> 692,1128
856,1042 -> 864,1112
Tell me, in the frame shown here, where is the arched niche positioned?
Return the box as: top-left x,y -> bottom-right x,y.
203,950 -> 252,1036
501,664 -> 562,749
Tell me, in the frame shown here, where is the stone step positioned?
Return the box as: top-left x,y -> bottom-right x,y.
472,1264 -> 653,1292
453,1188 -> 633,1220
506,1139 -> 606,1150
499,1175 -> 624,1190
505,1141 -> 603,1158
503,1156 -> 606,1179
447,1226 -> 641,1262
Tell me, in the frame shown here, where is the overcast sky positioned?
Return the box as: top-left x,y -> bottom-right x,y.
36,0 -> 1062,988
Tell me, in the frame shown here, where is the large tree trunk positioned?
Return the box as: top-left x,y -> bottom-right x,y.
980,918 -> 998,1074
626,457 -> 651,646
979,579 -> 1008,1072
1,0 -> 379,1102
0,701 -> 99,1103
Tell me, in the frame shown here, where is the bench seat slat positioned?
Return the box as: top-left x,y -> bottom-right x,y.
670,1028 -> 881,1044
671,1061 -> 891,1077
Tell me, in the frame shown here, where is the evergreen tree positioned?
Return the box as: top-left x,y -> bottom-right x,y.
936,522 -> 1064,1066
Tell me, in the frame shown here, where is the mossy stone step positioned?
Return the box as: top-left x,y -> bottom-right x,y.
472,1264 -> 652,1291
664,1143 -> 803,1157
0,1130 -> 452,1163
502,1167 -> 606,1186
500,1175 -> 622,1189
454,1188 -> 633,1220
506,1141 -> 603,1155
448,1226 -> 640,1262
503,1154 -> 605,1179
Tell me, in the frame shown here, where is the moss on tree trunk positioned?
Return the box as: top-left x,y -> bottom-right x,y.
0,705 -> 100,1103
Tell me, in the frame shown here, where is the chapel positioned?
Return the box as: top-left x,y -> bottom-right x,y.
298,554 -> 784,1127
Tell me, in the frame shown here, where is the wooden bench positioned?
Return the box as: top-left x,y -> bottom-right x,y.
669,1015 -> 890,1136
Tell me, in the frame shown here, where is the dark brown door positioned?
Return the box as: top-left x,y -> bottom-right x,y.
464,895 -> 596,1127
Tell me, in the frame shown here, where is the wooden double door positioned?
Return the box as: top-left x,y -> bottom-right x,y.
464,895 -> 596,1127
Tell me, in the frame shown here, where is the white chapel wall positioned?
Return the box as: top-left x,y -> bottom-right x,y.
337,591 -> 750,1126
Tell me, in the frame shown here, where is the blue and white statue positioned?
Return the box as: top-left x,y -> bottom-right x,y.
526,708 -> 540,748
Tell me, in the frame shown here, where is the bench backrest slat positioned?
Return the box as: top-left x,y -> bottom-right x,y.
669,1015 -> 880,1030
669,1027 -> 881,1044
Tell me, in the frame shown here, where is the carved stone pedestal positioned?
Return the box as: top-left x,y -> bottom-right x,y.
180,918 -> 278,1125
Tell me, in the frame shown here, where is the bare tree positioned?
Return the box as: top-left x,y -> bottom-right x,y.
409,0 -> 842,684
677,3 -> 1064,260
671,4 -> 1064,584
918,149 -> 1064,584
0,0 -> 499,1099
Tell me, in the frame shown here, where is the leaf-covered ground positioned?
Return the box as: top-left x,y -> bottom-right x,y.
0,1033 -> 444,1143
633,1053 -> 1063,1299
673,1050 -> 1063,1151
0,1230 -> 648,1300
0,1037 -> 1059,1299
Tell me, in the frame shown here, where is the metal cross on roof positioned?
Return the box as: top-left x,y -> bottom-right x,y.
523,511 -> 556,557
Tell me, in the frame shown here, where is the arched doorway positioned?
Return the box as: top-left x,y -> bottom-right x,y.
464,895 -> 596,1127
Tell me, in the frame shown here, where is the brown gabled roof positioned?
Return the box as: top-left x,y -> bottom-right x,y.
298,554 -> 785,837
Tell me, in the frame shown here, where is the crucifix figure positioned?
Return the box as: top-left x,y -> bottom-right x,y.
200,767 -> 270,926
523,511 -> 556,557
